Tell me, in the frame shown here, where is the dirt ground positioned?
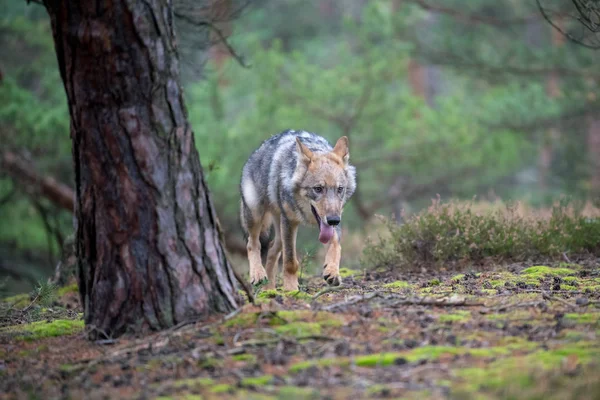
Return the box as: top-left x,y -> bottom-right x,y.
1,260 -> 599,400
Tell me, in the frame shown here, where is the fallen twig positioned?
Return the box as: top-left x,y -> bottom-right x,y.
311,285 -> 348,301
322,292 -> 483,312
541,291 -> 578,308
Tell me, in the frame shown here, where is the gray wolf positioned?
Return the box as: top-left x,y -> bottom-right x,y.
240,130 -> 356,291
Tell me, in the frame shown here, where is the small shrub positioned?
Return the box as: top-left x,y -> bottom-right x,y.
363,198 -> 600,269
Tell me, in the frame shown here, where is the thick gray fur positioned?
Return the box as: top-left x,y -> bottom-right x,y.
240,130 -> 356,234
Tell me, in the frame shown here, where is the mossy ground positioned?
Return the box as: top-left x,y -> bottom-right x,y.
1,262 -> 599,399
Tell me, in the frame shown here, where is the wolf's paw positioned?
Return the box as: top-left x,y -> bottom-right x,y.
323,264 -> 342,287
282,273 -> 299,291
323,273 -> 342,287
251,276 -> 269,289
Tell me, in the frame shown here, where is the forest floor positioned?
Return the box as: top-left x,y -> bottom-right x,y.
1,259 -> 599,400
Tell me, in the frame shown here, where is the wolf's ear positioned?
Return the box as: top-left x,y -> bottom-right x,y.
332,136 -> 349,165
296,137 -> 313,164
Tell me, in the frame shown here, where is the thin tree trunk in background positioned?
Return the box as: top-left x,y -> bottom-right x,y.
540,16 -> 564,193
209,0 -> 233,86
43,0 -> 239,337
588,117 -> 600,197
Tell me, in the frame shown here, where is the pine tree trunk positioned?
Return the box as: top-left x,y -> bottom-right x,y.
43,0 -> 239,337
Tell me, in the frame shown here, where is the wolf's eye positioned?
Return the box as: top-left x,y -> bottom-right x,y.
337,186 -> 344,194
313,186 -> 324,194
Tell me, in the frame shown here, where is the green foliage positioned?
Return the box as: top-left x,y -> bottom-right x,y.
363,199 -> 600,268
185,1 -> 531,234
33,280 -> 58,307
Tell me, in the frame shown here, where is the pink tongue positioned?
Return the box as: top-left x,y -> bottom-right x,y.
318,220 -> 334,244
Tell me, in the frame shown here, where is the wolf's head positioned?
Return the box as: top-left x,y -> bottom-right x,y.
294,136 -> 354,244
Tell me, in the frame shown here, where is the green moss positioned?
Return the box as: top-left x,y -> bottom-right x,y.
564,313 -> 599,325
198,358 -> 223,369
274,322 -> 321,337
438,310 -> 470,323
226,310 -> 342,330
288,357 -> 347,373
283,290 -> 312,301
57,283 -> 78,297
521,265 -> 576,278
383,281 -> 412,290
240,374 -> 273,387
488,280 -> 506,288
0,319 -> 84,341
366,384 -> 392,396
232,353 -> 257,363
562,276 -> 579,284
59,364 -> 81,374
451,274 -> 465,282
276,386 -> 318,399
454,342 -> 600,394
561,284 -> 578,291
2,293 -> 30,308
486,309 -> 536,322
289,345 -> 521,373
272,310 -> 343,327
209,384 -> 234,394
257,289 -> 279,299
339,267 -> 361,278
172,377 -> 215,388
428,278 -> 442,286
212,332 -> 225,346
224,313 -> 259,328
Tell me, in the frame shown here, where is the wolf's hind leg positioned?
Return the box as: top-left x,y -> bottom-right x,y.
323,227 -> 342,286
264,214 -> 282,290
281,217 -> 300,291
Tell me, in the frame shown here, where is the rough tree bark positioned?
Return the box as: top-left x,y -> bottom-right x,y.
43,0 -> 239,337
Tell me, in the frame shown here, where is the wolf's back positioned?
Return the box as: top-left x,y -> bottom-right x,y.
240,130 -> 333,219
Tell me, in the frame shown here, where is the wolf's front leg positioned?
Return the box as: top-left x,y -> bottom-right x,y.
247,226 -> 267,286
281,217 -> 300,291
323,227 -> 342,286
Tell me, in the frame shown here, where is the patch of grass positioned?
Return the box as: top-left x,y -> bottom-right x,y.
240,374 -> 273,387
363,199 -> 600,268
0,319 -> 84,341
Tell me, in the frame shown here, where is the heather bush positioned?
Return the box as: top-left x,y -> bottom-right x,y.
363,198 -> 600,268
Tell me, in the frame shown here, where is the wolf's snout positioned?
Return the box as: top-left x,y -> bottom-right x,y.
326,216 -> 341,226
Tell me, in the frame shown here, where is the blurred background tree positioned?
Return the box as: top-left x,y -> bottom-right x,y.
1,0 -> 599,294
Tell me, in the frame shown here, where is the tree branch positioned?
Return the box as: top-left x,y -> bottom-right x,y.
173,12 -> 250,68
1,151 -> 74,212
407,0 -> 540,27
536,0 -> 600,49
